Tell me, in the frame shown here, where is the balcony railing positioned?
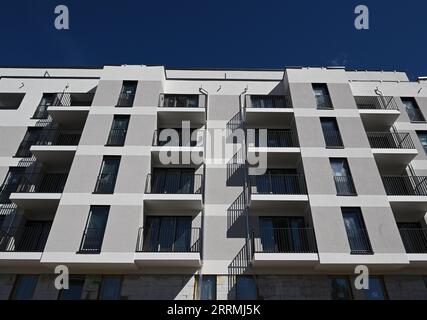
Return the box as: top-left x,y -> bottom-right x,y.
323,130 -> 344,148
346,228 -> 373,254
0,225 -> 51,252
136,227 -> 201,253
248,95 -> 292,109
253,228 -> 317,253
160,94 -> 200,108
145,174 -> 203,194
93,173 -> 118,194
52,93 -> 95,107
116,93 -> 135,107
354,96 -> 399,110
152,130 -> 199,147
14,173 -> 68,193
382,176 -> 427,196
249,174 -> 307,195
37,129 -> 82,146
78,227 -> 105,254
399,228 -> 427,253
254,130 -> 299,147
367,132 -> 415,149
106,129 -> 127,146
333,176 -> 357,196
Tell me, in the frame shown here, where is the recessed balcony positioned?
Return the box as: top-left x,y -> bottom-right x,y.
355,96 -> 400,130
251,227 -> 318,267
245,95 -> 294,128
249,174 -> 308,211
382,175 -> 427,212
367,132 -> 418,171
157,94 -> 206,127
398,227 -> 427,266
47,93 -> 94,128
143,173 -> 204,210
134,227 -> 201,267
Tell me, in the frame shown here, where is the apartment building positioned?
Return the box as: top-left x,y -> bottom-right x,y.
0,65 -> 426,300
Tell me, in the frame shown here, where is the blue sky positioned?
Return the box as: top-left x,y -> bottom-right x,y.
0,0 -> 425,79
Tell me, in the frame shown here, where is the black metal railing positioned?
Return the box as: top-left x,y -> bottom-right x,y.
367,132 -> 415,149
37,129 -> 81,146
116,93 -> 135,107
0,225 -> 51,252
145,174 -> 203,194
14,173 -> 68,193
253,228 -> 317,253
333,176 -> 357,196
136,227 -> 201,253
354,96 -> 399,110
255,130 -> 298,147
78,228 -> 105,254
93,173 -> 118,194
323,130 -> 344,148
106,129 -> 127,146
53,93 -> 95,107
161,94 -> 200,108
249,174 -> 307,195
345,228 -> 373,254
15,135 -> 40,157
382,176 -> 427,196
399,228 -> 427,253
249,95 -> 291,109
152,130 -> 199,147
32,105 -> 49,119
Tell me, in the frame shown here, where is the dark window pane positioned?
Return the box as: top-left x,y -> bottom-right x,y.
99,276 -> 122,300
80,206 -> 109,253
107,115 -> 129,146
321,118 -> 343,148
94,157 -> 121,193
59,277 -> 84,300
10,275 -> 38,300
364,277 -> 387,300
342,208 -> 372,254
117,81 -> 137,107
198,276 -> 216,300
417,131 -> 427,154
331,277 -> 352,300
236,276 -> 257,300
313,84 -> 332,109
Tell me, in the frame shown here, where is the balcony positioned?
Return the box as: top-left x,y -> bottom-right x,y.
151,129 -> 204,166
367,132 -> 418,171
0,224 -> 51,265
355,96 -> 400,130
29,129 -> 81,168
78,228 -> 105,254
47,93 -> 94,128
333,176 -> 357,196
9,172 -> 68,212
399,228 -> 427,265
245,95 -> 294,128
382,175 -> 427,212
134,227 -> 201,267
144,174 -> 203,210
158,94 -> 206,127
249,174 -> 308,211
252,227 -> 318,267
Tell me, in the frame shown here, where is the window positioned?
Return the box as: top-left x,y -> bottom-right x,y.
236,276 -> 257,300
117,81 -> 137,107
330,158 -> 356,195
312,84 -> 332,109
0,93 -> 25,110
342,208 -> 372,254
94,156 -> 121,194
402,97 -> 425,122
321,118 -> 343,148
195,275 -> 217,300
106,115 -> 130,146
79,206 -> 110,253
15,127 -> 43,157
417,131 -> 427,154
363,277 -> 387,300
98,276 -> 122,300
0,167 -> 25,203
150,168 -> 196,194
330,277 -> 353,300
142,216 -> 193,252
9,275 -> 38,300
259,217 -> 313,253
32,93 -> 55,119
58,276 -> 85,300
